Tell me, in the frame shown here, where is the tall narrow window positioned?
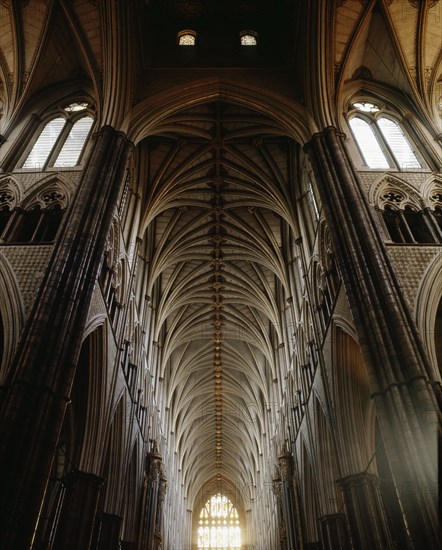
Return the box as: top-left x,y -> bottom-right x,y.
197,494 -> 241,549
22,118 -> 65,169
377,118 -> 421,169
348,117 -> 390,169
348,101 -> 422,170
54,117 -> 94,167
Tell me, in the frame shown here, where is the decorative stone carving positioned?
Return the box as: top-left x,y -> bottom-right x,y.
387,246 -> 440,310
0,245 -> 53,315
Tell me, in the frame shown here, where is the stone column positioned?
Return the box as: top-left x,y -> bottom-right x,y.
319,513 -> 350,550
278,446 -> 303,550
0,126 -> 132,549
94,512 -> 122,550
138,441 -> 162,550
51,471 -> 104,550
305,127 -> 440,548
153,473 -> 167,550
272,469 -> 287,550
337,473 -> 392,549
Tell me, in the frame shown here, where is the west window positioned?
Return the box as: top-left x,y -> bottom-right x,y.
197,494 -> 241,549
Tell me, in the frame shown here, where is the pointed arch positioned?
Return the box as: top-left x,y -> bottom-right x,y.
0,252 -> 25,384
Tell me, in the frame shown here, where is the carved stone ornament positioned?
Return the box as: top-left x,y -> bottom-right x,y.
278,441 -> 293,482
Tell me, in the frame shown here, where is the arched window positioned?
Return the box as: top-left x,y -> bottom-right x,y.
21,104 -> 93,170
239,30 -> 258,46
348,101 -> 422,170
197,494 -> 241,549
177,30 -> 197,46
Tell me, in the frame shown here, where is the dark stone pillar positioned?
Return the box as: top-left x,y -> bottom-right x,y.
94,512 -> 122,550
51,471 -> 104,550
305,127 -> 440,548
0,126 -> 132,549
337,473 -> 392,549
320,513 -> 350,550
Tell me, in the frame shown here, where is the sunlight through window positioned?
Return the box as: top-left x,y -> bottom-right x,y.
197,494 -> 241,549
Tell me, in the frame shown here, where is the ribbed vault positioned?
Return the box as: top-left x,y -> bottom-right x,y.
135,101 -> 300,506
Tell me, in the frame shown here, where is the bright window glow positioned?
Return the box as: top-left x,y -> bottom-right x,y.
348,117 -> 390,169
178,33 -> 196,46
64,102 -> 89,112
197,494 -> 241,549
54,116 -> 93,167
22,118 -> 65,169
240,34 -> 257,46
377,117 -> 421,169
353,101 -> 380,113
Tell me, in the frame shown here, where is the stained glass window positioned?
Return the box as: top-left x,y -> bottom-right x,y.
197,494 -> 241,549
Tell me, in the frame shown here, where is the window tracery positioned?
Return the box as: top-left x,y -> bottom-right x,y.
0,181 -> 66,243
370,177 -> 442,243
197,494 -> 241,549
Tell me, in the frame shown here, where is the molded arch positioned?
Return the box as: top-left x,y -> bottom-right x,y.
415,251 -> 442,382
123,78 -> 317,145
368,173 -> 424,210
0,253 -> 25,384
0,175 -> 24,208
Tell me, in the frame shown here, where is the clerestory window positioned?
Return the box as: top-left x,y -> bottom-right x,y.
348,101 -> 422,170
21,104 -> 94,170
239,30 -> 258,46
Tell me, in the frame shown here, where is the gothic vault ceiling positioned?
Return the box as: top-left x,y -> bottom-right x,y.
134,101 -> 300,503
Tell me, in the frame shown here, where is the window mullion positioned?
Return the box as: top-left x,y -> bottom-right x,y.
398,210 -> 416,243
45,121 -> 72,168
371,120 -> 398,170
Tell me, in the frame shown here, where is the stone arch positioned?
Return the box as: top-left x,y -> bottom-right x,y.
24,174 -> 73,209
0,175 -> 23,208
0,253 -> 25,384
331,324 -> 376,476
100,394 -> 127,512
415,252 -> 442,382
299,438 -> 321,546
76,325 -> 109,473
123,78 -> 316,145
421,174 -> 442,210
312,395 -> 343,516
121,440 -> 142,543
368,174 -> 424,210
